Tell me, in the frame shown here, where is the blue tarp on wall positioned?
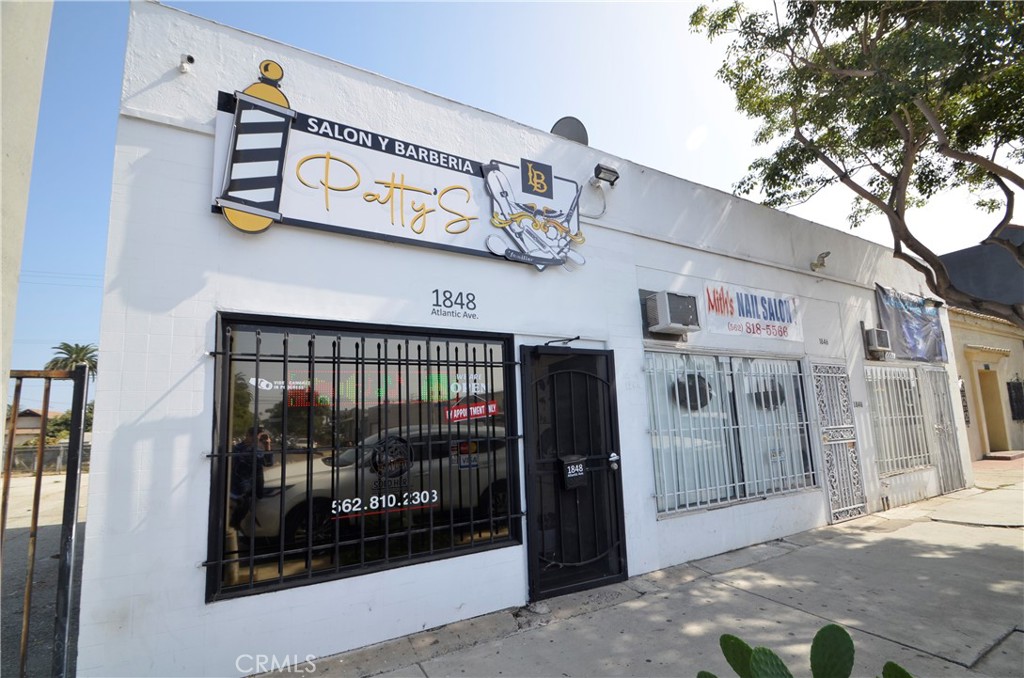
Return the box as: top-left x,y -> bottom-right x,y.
875,284 -> 948,362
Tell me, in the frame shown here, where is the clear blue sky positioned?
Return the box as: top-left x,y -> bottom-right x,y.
12,0 -> 984,411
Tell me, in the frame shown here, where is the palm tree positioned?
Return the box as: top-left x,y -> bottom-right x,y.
45,342 -> 98,378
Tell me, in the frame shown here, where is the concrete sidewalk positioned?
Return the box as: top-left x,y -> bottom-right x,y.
1,473 -> 89,678
277,461 -> 1024,678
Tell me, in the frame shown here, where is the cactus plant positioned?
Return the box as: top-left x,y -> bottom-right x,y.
720,634 -> 753,678
698,623 -> 912,678
809,624 -> 854,677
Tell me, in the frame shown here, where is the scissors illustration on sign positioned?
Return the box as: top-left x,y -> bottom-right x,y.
482,162 -> 585,270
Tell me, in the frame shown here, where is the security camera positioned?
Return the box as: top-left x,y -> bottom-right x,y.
179,54 -> 195,73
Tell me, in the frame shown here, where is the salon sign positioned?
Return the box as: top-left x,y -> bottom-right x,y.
704,282 -> 804,342
212,60 -> 584,271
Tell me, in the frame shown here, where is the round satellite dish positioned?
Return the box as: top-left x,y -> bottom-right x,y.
550,116 -> 589,146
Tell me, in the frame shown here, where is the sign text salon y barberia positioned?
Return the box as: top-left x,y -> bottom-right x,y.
212,61 -> 585,271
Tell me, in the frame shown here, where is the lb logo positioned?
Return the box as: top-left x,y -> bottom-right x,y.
521,159 -> 553,198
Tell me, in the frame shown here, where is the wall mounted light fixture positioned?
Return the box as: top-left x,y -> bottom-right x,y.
179,54 -> 195,73
590,163 -> 620,187
810,251 -> 830,272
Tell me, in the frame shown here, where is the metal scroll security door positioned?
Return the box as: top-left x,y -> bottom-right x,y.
811,363 -> 867,522
921,367 -> 966,493
521,346 -> 627,600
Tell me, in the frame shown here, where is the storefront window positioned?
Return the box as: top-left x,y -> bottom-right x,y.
645,352 -> 815,512
208,317 -> 520,599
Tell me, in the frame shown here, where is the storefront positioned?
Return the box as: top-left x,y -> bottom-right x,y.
78,4 -> 971,675
948,307 -> 1024,460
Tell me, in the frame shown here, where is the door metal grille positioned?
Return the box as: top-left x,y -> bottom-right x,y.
921,368 -> 966,493
811,363 -> 866,522
866,366 -> 933,475
865,365 -> 966,493
523,347 -> 626,601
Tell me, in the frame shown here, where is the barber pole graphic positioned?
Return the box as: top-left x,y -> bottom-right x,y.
217,61 -> 295,233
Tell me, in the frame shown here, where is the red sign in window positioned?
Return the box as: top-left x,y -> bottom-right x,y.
444,400 -> 498,423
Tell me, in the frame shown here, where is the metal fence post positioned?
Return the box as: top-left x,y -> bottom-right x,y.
52,364 -> 89,678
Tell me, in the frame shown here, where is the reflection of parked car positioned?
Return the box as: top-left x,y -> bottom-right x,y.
235,426 -> 509,546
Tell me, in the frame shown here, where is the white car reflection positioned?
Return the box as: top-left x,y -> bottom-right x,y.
235,425 -> 509,545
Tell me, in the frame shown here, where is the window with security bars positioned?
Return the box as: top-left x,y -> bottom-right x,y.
865,366 -> 932,475
644,352 -> 815,513
207,316 -> 520,600
1008,381 -> 1024,421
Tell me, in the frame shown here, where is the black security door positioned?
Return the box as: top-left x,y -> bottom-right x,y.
522,346 -> 627,600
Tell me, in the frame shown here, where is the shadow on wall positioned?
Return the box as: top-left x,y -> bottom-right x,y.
107,140 -> 212,316
83,358 -> 211,636
91,362 -> 209,535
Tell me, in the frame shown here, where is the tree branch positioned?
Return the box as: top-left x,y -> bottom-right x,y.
987,174 -> 1016,241
891,248 -> 939,292
811,109 -> 963,303
780,177 -> 835,209
791,52 -> 877,78
914,98 -> 1024,190
981,235 -> 1024,263
887,110 -> 920,216
792,125 -> 895,218
982,174 -> 1024,266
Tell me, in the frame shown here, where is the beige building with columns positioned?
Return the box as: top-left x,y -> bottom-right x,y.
948,307 -> 1024,460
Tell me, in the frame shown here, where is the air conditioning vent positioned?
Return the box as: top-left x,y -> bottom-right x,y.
865,327 -> 891,352
647,291 -> 700,335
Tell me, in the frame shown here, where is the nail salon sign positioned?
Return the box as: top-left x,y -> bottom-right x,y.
704,282 -> 804,342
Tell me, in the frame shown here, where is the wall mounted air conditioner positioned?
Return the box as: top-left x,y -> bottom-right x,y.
646,291 -> 700,335
865,327 -> 891,352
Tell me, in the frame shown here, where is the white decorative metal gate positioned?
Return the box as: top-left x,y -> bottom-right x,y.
865,366 -> 967,494
812,363 -> 866,522
921,367 -> 967,493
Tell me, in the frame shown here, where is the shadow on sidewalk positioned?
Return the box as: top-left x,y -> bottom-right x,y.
1,522 -> 85,678
317,512 -> 1023,678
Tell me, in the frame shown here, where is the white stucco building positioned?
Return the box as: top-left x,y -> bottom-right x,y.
80,3 -> 972,675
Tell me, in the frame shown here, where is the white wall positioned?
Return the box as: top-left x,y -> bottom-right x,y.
81,3 -> 964,674
1,0 -> 53,446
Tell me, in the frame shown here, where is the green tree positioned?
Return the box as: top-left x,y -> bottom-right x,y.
230,372 -> 255,440
43,401 -> 94,444
692,1 -> 1024,328
263,397 -> 334,448
45,342 -> 98,377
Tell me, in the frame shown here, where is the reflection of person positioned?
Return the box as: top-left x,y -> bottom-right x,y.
229,428 -> 272,529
